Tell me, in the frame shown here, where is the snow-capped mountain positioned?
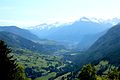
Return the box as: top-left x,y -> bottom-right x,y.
27,17 -> 120,31
26,17 -> 118,50
80,17 -> 120,25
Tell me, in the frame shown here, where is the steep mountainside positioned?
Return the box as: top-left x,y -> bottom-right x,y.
87,24 -> 120,65
0,31 -> 66,54
0,26 -> 40,41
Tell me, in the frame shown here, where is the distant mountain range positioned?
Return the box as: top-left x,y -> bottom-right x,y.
28,17 -> 113,50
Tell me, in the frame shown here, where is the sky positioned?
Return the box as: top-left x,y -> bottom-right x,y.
0,0 -> 120,27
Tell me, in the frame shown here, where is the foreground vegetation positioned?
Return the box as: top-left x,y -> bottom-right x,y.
12,48 -> 77,80
0,40 -> 120,80
60,61 -> 120,80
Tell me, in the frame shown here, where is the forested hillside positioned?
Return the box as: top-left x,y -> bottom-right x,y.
87,24 -> 120,65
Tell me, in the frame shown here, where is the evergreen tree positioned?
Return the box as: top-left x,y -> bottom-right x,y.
0,40 -> 21,80
78,64 -> 97,80
107,68 -> 119,80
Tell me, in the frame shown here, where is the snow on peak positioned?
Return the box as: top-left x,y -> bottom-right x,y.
80,17 -> 120,25
27,17 -> 120,30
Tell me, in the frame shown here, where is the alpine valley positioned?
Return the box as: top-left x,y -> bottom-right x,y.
0,17 -> 120,80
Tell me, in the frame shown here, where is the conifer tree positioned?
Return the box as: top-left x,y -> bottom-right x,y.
78,64 -> 97,80
0,40 -> 18,80
107,68 -> 119,80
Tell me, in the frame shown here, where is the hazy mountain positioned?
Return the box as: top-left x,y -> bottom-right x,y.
0,26 -> 40,41
28,17 -> 112,49
104,17 -> 120,25
76,30 -> 108,50
0,31 -> 66,54
86,24 -> 120,65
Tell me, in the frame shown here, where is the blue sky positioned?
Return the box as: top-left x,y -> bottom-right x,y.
0,0 -> 120,27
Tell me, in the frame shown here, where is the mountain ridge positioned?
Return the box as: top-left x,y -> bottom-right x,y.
0,26 -> 40,41
0,31 -> 66,54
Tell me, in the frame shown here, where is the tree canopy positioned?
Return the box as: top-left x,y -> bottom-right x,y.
0,40 -> 25,80
78,64 -> 97,80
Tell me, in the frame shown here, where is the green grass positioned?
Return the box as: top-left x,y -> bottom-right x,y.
34,72 -> 56,80
12,49 -> 67,79
54,72 -> 71,80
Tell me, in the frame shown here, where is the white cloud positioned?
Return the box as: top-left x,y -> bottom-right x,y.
0,19 -> 42,27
